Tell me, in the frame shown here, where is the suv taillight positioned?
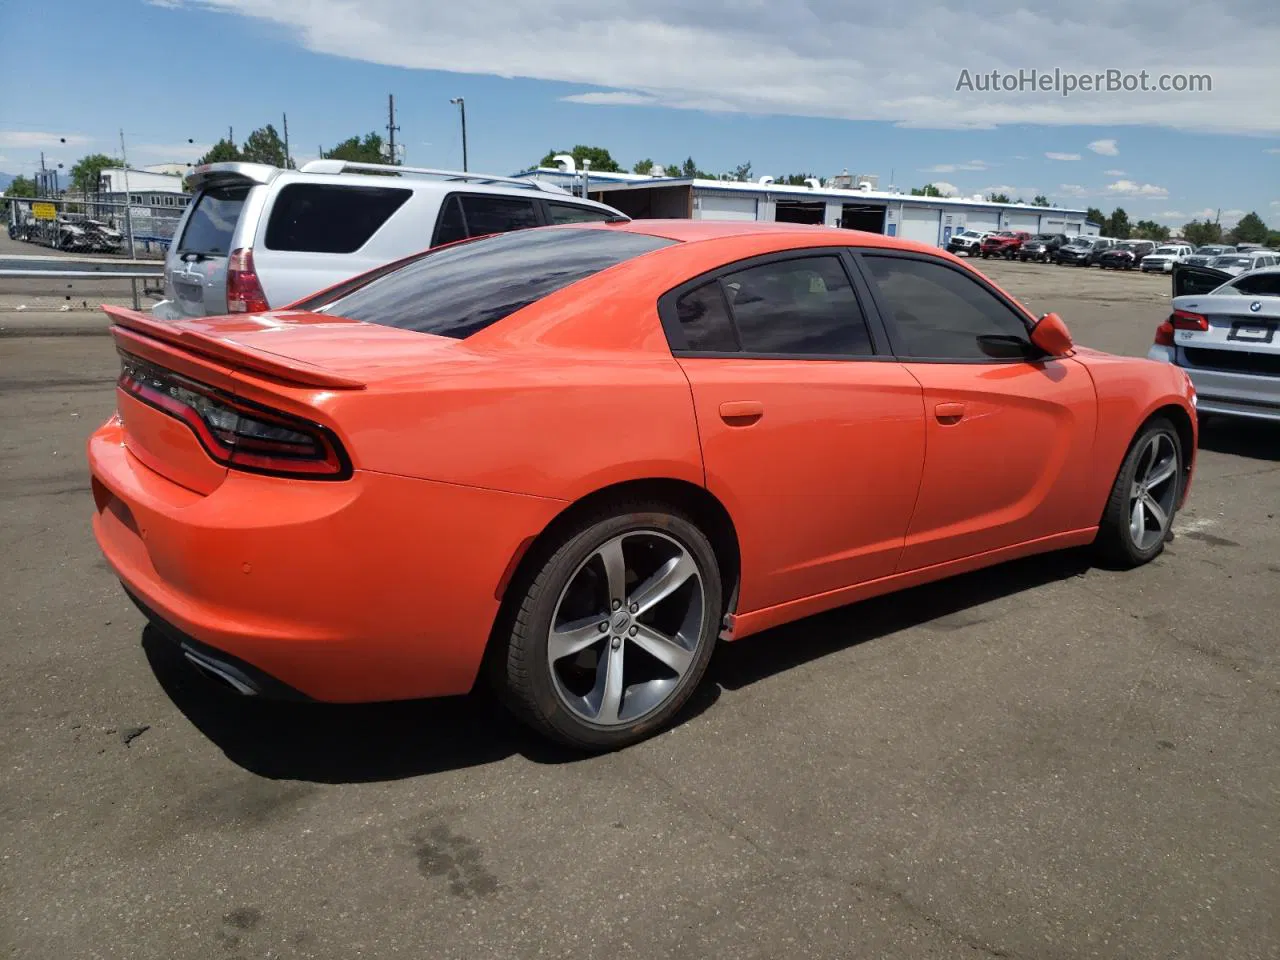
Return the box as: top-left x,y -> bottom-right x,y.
117,352 -> 350,480
226,247 -> 269,313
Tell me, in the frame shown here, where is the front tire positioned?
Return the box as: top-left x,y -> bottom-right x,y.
497,504 -> 723,751
1096,418 -> 1183,568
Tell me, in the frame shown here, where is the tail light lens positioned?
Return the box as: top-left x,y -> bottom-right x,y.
1154,321 -> 1175,346
118,352 -> 350,480
226,248 -> 269,313
1170,308 -> 1209,331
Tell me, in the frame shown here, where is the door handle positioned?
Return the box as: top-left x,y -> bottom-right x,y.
719,400 -> 764,425
934,402 -> 966,423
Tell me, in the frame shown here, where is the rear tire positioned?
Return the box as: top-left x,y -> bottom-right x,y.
497,504 -> 722,751
1096,418 -> 1183,568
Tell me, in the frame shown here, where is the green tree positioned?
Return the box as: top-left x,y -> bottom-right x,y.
241,124 -> 288,167
987,192 -> 1011,203
1182,219 -> 1223,247
69,153 -> 117,195
728,161 -> 752,181
1227,211 -> 1268,245
538,145 -> 622,172
911,183 -> 944,197
1105,207 -> 1131,238
3,174 -> 38,199
1267,230 -> 1280,248
678,156 -> 715,179
774,173 -> 817,186
323,133 -> 388,164
1086,206 -> 1106,227
1131,219 -> 1171,241
1032,194 -> 1051,207
196,138 -> 243,165
632,158 -> 654,175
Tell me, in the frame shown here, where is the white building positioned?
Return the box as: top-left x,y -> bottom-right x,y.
517,166 -> 1092,245
99,167 -> 190,211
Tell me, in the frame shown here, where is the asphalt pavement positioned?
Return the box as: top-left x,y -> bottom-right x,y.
1,259 -> 1277,959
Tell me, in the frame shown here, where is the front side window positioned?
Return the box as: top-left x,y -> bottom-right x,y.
265,184 -> 411,253
862,255 -> 1033,361
547,202 -> 615,225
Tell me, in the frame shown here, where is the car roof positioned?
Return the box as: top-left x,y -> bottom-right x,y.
596,218 -> 951,256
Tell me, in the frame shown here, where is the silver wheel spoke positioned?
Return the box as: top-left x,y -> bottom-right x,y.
596,538 -> 628,606
629,553 -> 697,616
1144,494 -> 1168,533
1146,454 -> 1177,489
631,624 -> 694,676
548,616 -> 604,663
1130,496 -> 1146,543
595,641 -> 625,724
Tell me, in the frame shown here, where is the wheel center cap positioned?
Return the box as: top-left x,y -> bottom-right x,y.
612,610 -> 631,632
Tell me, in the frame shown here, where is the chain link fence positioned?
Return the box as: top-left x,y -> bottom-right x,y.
5,194 -> 186,260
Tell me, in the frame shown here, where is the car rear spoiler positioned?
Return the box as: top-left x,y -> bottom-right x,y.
102,305 -> 366,390
184,161 -> 282,192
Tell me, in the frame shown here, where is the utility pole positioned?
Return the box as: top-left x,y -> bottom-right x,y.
386,94 -> 399,165
228,126 -> 234,146
450,97 -> 468,172
119,128 -> 139,308
282,112 -> 290,168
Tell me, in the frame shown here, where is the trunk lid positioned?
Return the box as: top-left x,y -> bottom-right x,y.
1169,291 -> 1280,375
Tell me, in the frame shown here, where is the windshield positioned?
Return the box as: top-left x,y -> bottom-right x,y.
314,227 -> 675,339
1154,247 -> 1180,254
1209,256 -> 1252,268
1195,246 -> 1227,255
178,183 -> 249,257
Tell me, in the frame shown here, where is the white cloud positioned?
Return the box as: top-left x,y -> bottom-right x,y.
1106,179 -> 1168,198
1159,211 -> 1185,219
131,142 -> 212,159
921,159 -> 988,173
1013,155 -> 1028,160
1056,184 -> 1089,197
1178,207 -> 1246,226
0,131 -> 91,149
145,1 -> 1280,134
1266,148 -> 1280,154
561,91 -> 657,106
928,181 -> 960,196
1088,139 -> 1120,156
1272,200 -> 1280,208
1045,152 -> 1080,161
980,184 -> 1041,199
1103,168 -> 1126,176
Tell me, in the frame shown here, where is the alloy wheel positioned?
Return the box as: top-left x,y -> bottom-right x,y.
1128,432 -> 1179,551
546,531 -> 704,727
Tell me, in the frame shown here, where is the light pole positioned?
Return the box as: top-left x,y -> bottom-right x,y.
449,97 -> 468,172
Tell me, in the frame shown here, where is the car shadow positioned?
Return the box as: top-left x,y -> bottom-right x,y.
145,549 -> 1092,783
1197,417 -> 1280,462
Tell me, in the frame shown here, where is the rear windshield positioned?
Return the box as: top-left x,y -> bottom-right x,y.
316,227 -> 675,339
178,184 -> 249,257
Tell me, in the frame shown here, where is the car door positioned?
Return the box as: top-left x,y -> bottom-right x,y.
660,250 -> 927,613
1173,263 -> 1234,297
855,252 -> 1098,571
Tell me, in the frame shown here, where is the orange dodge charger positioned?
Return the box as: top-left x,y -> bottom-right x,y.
89,221 -> 1197,749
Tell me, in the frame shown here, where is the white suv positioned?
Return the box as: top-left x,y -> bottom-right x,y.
154,160 -> 628,319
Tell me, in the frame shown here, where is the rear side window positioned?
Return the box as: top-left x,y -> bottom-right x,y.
723,257 -> 873,355
547,202 -> 615,225
1228,273 -> 1280,297
675,283 -> 739,351
264,183 -> 411,253
178,184 -> 249,256
320,228 -> 674,339
458,195 -> 540,236
434,195 -> 467,246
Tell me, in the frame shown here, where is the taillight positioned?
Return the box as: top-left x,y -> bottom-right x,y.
117,352 -> 350,480
1170,308 -> 1209,331
1154,321 -> 1175,346
226,248 -> 269,313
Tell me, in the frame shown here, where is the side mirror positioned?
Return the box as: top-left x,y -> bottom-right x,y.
1030,312 -> 1074,357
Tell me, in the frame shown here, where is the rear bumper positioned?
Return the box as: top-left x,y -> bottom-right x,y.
88,418 -> 564,702
1147,347 -> 1280,422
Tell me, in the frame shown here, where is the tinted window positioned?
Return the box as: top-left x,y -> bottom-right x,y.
265,184 -> 411,253
434,195 -> 467,246
1230,273 -> 1280,297
458,194 -> 540,237
720,256 -> 873,356
178,184 -> 249,256
547,202 -> 615,225
863,255 -> 1032,360
320,228 -> 673,339
675,283 -> 738,352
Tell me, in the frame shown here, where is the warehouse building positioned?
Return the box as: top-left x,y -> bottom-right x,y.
517,166 -> 1095,245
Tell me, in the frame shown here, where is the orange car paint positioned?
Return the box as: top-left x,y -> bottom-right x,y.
88,220 -> 1196,701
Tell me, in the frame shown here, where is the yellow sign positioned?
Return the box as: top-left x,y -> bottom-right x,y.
32,202 -> 57,221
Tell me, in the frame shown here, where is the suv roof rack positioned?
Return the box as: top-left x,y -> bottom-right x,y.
298,159 -> 573,195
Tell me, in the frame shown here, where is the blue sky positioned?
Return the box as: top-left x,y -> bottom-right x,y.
1,0 -> 1277,227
